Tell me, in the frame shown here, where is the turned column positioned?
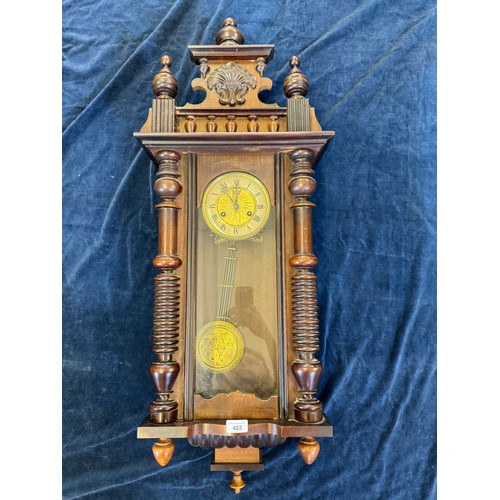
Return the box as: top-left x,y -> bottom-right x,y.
284,56 -> 311,132
288,148 -> 324,424
149,149 -> 183,425
151,55 -> 177,132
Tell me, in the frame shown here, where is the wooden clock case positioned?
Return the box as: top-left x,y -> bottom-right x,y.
134,18 -> 334,493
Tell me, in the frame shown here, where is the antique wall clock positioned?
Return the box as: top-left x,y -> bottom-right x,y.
134,18 -> 335,493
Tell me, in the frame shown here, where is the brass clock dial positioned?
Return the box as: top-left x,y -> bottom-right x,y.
201,171 -> 271,241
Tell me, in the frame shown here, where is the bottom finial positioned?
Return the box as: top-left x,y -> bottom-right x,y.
152,438 -> 175,467
298,437 -> 320,465
229,470 -> 245,494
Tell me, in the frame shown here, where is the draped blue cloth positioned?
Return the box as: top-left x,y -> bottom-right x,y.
63,1 -> 436,498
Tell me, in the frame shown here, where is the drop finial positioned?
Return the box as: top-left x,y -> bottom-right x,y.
284,55 -> 309,98
152,438 -> 175,466
298,437 -> 320,464
229,470 -> 245,494
216,18 -> 244,45
153,55 -> 178,99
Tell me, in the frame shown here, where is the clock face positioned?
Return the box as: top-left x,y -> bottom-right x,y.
201,171 -> 271,240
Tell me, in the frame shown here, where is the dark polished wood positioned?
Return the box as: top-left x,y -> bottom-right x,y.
189,45 -> 275,63
151,57 -> 177,132
137,417 -> 334,439
211,463 -> 263,471
153,55 -> 178,99
189,432 -> 286,449
134,131 -> 333,157
149,149 -> 183,424
288,148 -> 324,425
216,18 -> 244,46
134,17 -> 334,491
284,56 -> 309,98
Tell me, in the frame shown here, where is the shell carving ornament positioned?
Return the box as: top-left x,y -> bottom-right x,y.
207,62 -> 257,106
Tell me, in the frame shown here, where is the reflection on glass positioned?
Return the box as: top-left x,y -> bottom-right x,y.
195,206 -> 278,400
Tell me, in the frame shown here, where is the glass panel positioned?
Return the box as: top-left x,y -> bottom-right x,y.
195,172 -> 278,401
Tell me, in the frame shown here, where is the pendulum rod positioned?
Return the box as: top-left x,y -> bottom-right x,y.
216,244 -> 237,321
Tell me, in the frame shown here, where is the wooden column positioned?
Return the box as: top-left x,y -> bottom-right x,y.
288,148 -> 323,424
149,150 -> 183,425
284,56 -> 311,132
151,55 -> 177,132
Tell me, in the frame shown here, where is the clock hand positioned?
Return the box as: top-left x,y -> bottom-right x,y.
225,188 -> 239,211
233,187 -> 241,211
226,190 -> 237,206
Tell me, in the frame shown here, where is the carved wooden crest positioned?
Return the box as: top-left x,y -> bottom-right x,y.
206,62 -> 257,106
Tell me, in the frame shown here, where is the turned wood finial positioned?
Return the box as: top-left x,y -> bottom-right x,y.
216,18 -> 244,45
153,55 -> 178,99
225,115 -> 237,132
298,437 -> 320,465
229,470 -> 245,494
284,56 -> 309,98
152,438 -> 175,467
247,115 -> 259,132
185,115 -> 197,132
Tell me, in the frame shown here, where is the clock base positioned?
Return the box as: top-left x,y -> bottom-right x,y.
139,417 -> 332,492
210,446 -> 264,493
137,416 -> 333,440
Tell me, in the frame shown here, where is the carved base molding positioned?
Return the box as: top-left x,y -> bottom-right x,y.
189,433 -> 286,449
137,416 -> 333,440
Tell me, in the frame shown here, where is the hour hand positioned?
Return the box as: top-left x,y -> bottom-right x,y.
226,189 -> 238,207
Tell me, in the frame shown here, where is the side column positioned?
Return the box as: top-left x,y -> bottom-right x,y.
149,150 -> 183,426
288,148 -> 323,465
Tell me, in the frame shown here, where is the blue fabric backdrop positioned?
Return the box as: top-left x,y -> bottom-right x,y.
62,0 -> 436,498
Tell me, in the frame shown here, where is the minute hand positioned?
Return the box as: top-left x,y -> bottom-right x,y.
233,187 -> 241,209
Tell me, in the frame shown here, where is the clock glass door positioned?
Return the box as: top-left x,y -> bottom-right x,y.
193,156 -> 280,419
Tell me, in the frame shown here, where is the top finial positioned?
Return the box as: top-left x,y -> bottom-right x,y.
153,55 -> 178,99
289,56 -> 301,69
216,18 -> 245,45
284,55 -> 309,98
160,55 -> 172,68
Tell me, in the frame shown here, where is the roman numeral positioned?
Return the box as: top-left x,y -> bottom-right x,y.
257,204 -> 264,210
253,215 -> 261,222
211,214 -> 218,221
